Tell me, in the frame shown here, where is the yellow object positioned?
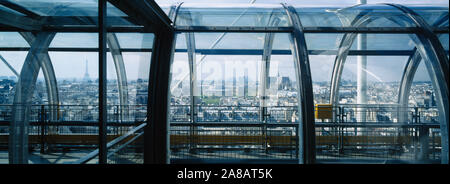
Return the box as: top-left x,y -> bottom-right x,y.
315,104 -> 333,119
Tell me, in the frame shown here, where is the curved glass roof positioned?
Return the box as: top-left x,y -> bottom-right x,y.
174,3 -> 290,27
166,3 -> 448,28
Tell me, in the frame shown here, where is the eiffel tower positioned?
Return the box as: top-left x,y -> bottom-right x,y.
83,59 -> 90,82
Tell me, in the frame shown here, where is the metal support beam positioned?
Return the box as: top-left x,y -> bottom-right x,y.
0,54 -> 19,77
180,8 -> 199,151
0,47 -> 426,56
260,15 -> 281,123
19,32 -> 60,121
107,0 -> 175,164
175,26 -> 448,34
98,0 -> 107,164
330,10 -> 372,106
146,29 -> 175,164
282,4 -> 316,164
0,7 -> 43,31
0,0 -> 41,18
9,32 -> 56,164
108,0 -> 172,32
398,14 -> 449,123
107,33 -> 129,120
398,48 -> 421,123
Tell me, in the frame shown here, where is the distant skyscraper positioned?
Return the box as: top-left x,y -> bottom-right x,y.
233,68 -> 236,96
83,59 -> 90,81
244,68 -> 248,97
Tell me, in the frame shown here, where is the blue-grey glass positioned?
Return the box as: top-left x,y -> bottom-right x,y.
309,55 -> 335,104
338,4 -> 418,27
0,32 -> 29,48
13,0 -> 98,16
295,7 -> 345,27
10,1 -> 132,26
349,34 -> 416,50
405,5 -> 449,28
50,33 -> 98,48
272,33 -> 292,50
175,4 -> 290,27
438,34 -> 449,50
339,56 -> 409,104
194,33 -> 265,50
305,34 -> 344,51
115,33 -> 154,49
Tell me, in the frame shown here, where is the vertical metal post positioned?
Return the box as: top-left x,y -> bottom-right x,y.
146,29 -> 175,164
419,126 -> 430,161
283,4 -> 316,164
98,0 -> 107,164
40,105 -> 45,154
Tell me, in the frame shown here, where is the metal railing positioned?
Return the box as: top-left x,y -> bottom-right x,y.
73,123 -> 146,164
0,104 -> 147,122
0,104 -> 444,163
170,122 -> 299,160
315,123 -> 441,162
170,105 -> 298,123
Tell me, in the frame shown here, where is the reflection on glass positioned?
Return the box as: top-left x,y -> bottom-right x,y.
169,32 -> 300,161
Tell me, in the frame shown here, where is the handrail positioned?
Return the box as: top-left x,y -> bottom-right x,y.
71,122 -> 146,164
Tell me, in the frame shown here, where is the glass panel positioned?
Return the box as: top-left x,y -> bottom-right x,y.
194,33 -> 264,50
438,34 -> 449,58
45,51 -> 99,163
175,4 -> 290,27
349,34 -> 416,50
305,33 -> 343,51
406,5 -> 449,27
338,5 -> 417,27
170,52 -> 191,123
10,1 -> 134,26
309,55 -> 335,104
295,7 -> 345,27
106,32 -> 153,164
0,51 -> 27,78
312,30 -> 439,162
50,33 -> 98,48
297,4 -> 419,27
115,33 -> 154,49
407,60 -> 441,161
339,56 -> 408,104
12,0 -> 99,16
169,32 -> 300,161
0,51 -> 27,163
0,32 -> 29,48
12,32 -> 101,164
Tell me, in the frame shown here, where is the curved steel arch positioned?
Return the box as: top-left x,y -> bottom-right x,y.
9,32 -> 56,164
328,4 -> 449,163
329,8 -> 430,105
397,14 -> 448,122
169,2 -> 184,24
329,9 -> 376,106
282,3 -> 316,164
386,3 -> 449,164
169,1 -> 257,93
107,33 -> 129,120
19,32 -> 60,121
260,14 -> 282,122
